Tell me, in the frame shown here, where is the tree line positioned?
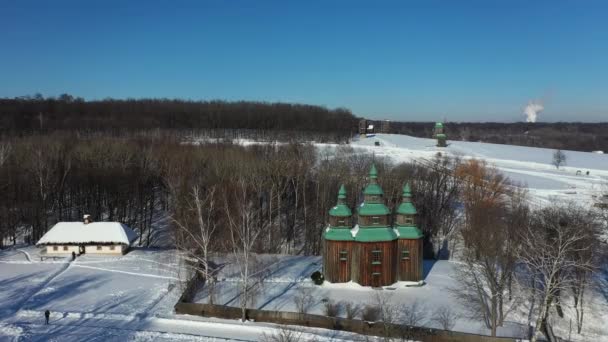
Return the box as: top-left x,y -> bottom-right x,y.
382,121 -> 608,152
0,95 -> 357,143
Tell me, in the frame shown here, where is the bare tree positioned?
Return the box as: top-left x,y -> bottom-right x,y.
432,305 -> 459,331
323,299 -> 342,317
0,142 -> 10,167
225,178 -> 262,322
517,204 -> 598,342
345,302 -> 362,319
409,154 -> 462,259
400,300 -> 427,327
173,185 -> 218,302
373,292 -> 399,341
259,325 -> 320,342
567,207 -> 602,334
452,160 -> 524,336
552,150 -> 567,169
293,286 -> 315,314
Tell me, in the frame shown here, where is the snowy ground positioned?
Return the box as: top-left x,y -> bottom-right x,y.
0,247 -> 369,341
199,133 -> 608,207
194,256 -> 528,338
344,134 -> 608,207
194,254 -> 608,342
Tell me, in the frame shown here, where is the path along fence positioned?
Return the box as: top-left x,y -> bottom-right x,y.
175,297 -> 520,342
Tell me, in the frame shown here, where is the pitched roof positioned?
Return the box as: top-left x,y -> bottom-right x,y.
353,227 -> 398,242
36,222 -> 138,246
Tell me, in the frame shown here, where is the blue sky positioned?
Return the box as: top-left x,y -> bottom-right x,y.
1,1 -> 607,122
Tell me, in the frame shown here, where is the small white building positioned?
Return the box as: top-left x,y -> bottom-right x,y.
36,215 -> 138,255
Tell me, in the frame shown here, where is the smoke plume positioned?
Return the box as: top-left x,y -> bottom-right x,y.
523,100 -> 543,123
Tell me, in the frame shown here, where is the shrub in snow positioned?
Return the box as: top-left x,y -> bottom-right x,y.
310,271 -> 324,285
259,325 -> 303,342
323,300 -> 342,317
293,287 -> 315,314
432,305 -> 458,331
361,305 -> 381,322
345,302 -> 361,320
400,299 -> 427,327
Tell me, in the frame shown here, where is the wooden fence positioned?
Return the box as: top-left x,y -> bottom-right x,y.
175,301 -> 519,342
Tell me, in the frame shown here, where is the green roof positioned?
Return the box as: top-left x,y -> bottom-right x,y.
396,202 -> 417,215
435,122 -> 444,128
329,204 -> 352,217
363,183 -> 384,196
354,227 -> 398,242
369,164 -> 378,179
402,183 -> 412,197
324,227 -> 355,241
435,133 -> 446,138
330,184 -> 352,217
358,202 -> 390,216
338,184 -> 346,199
395,226 -> 423,239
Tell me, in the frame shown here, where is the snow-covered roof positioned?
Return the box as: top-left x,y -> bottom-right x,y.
36,222 -> 138,246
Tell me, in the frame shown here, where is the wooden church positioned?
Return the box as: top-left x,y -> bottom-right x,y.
323,165 -> 423,287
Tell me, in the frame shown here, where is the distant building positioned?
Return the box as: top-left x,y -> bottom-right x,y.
323,165 -> 423,287
358,119 -> 375,137
36,215 -> 138,255
380,120 -> 390,134
433,122 -> 447,147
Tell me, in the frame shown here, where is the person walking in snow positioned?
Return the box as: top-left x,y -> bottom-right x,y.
44,310 -> 50,325
72,251 -> 76,261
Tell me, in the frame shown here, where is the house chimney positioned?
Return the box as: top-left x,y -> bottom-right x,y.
83,214 -> 92,224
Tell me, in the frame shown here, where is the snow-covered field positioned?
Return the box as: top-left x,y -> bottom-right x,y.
194,253 -> 608,342
0,247 -> 370,341
346,134 -> 608,207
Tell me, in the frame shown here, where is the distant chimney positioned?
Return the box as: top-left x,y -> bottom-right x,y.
83,214 -> 92,224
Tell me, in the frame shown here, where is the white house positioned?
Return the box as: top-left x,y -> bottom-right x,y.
36,215 -> 138,255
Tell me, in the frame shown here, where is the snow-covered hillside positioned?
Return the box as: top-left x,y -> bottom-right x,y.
347,134 -> 608,206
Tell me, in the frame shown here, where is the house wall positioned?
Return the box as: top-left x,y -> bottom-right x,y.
352,241 -> 397,287
324,240 -> 353,283
397,239 -> 423,281
46,245 -> 126,255
84,245 -> 126,255
46,245 -> 79,254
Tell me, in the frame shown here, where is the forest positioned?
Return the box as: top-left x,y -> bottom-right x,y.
0,95 -> 357,143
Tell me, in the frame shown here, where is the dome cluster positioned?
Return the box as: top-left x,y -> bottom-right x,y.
323,165 -> 424,286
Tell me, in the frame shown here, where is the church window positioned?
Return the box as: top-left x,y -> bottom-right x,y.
372,216 -> 380,225
401,249 -> 410,260
372,250 -> 381,264
339,250 -> 348,261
